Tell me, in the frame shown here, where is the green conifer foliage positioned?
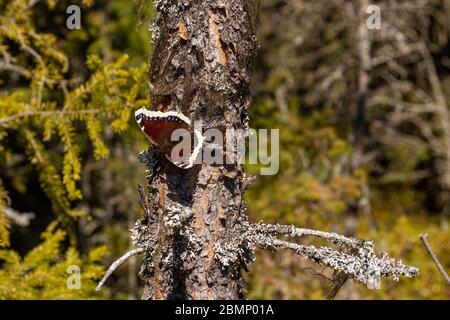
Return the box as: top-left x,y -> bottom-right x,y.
0,229 -> 108,299
0,181 -> 9,247
0,0 -> 148,232
0,0 -> 150,298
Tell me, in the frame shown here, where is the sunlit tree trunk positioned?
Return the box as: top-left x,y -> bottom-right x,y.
138,0 -> 259,300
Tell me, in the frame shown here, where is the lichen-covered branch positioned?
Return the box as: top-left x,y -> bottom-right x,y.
247,223 -> 419,289
251,222 -> 365,249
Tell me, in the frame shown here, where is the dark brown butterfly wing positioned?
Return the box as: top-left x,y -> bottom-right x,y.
142,120 -> 178,145
136,110 -> 202,168
140,117 -> 190,149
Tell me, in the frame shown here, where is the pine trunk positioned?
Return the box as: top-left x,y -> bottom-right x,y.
137,0 -> 259,300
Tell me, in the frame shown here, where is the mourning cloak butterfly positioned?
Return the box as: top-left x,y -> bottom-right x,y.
135,107 -> 203,169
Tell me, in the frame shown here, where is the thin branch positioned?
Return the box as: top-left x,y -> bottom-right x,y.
378,170 -> 431,184
419,233 -> 450,285
26,0 -> 42,9
2,207 -> 35,227
0,109 -> 102,127
252,222 -> 364,249
0,60 -> 31,77
96,248 -> 145,292
327,274 -> 349,300
300,266 -> 333,282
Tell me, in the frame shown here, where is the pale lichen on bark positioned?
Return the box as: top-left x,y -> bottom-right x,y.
133,0 -> 260,299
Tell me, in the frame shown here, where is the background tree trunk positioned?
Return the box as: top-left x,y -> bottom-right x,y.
137,0 -> 259,300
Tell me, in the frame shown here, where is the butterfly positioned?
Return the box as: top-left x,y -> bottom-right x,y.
135,107 -> 204,169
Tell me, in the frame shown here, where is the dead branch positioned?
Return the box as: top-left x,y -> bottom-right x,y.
419,233 -> 450,285
248,222 -> 419,290
96,248 -> 145,292
3,207 -> 35,227
252,222 -> 364,248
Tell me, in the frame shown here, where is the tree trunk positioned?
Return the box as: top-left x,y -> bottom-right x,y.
353,0 -> 370,168
137,0 -> 259,300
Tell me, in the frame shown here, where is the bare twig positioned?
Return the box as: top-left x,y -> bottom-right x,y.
327,274 -> 349,300
3,207 -> 35,227
419,233 -> 450,285
96,248 -> 145,292
0,109 -> 102,127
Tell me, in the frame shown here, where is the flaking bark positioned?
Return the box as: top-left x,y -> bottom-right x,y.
136,0 -> 259,300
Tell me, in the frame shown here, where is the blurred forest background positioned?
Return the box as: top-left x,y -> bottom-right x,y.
0,0 -> 449,299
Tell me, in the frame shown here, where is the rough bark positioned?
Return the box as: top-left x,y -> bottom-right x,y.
135,0 -> 259,300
